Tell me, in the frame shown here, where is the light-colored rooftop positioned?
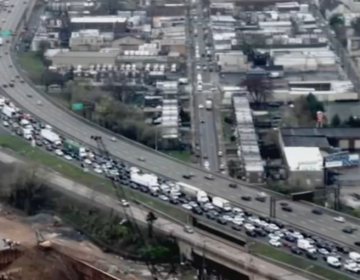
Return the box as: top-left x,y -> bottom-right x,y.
71,16 -> 127,24
284,147 -> 323,171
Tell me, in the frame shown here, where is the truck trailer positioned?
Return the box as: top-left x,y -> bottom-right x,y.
40,129 -> 61,145
62,139 -> 87,158
212,197 -> 231,211
177,182 -> 209,202
130,172 -> 159,192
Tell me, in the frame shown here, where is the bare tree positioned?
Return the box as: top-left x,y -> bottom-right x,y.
241,75 -> 272,106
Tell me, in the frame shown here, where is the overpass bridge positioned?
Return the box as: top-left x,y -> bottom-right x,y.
0,150 -> 310,280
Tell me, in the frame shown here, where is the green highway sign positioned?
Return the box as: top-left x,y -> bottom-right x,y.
1,30 -> 11,38
72,103 -> 83,110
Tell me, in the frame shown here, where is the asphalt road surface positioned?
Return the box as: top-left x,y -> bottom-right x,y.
2,0 -> 360,248
0,149 -> 310,280
193,3 -> 219,171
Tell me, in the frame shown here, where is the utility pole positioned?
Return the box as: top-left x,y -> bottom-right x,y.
270,196 -> 276,219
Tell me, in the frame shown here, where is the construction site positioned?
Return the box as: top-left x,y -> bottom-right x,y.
0,207 -> 168,280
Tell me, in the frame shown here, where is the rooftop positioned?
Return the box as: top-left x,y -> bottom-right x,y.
284,147 -> 323,171
71,16 -> 127,24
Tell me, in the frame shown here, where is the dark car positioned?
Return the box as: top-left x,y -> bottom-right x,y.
246,230 -> 257,237
306,252 -> 317,260
183,174 -> 192,179
206,212 -> 216,220
282,206 -> 293,212
170,198 -> 179,205
217,217 -> 227,225
343,226 -> 356,234
46,145 -> 53,152
241,196 -> 251,201
192,207 -> 203,215
254,228 -> 266,237
229,183 -> 237,188
284,235 -> 295,242
9,83 -> 14,87
255,196 -> 266,202
354,241 -> 360,247
231,224 -> 242,231
291,246 -> 302,255
312,209 -> 323,215
3,84 -> 7,88
279,202 -> 288,207
35,140 -> 42,146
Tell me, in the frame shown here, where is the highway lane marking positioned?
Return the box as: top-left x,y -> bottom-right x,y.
308,220 -> 316,223
329,227 -> 335,230
320,228 -> 326,231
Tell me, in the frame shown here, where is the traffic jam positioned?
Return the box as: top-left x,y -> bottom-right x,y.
0,96 -> 360,277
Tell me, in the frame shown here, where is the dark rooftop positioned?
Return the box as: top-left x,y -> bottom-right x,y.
282,128 -> 360,139
282,135 -> 330,148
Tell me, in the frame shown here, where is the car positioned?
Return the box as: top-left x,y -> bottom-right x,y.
192,207 -> 203,215
343,226 -> 356,234
9,65 -> 12,68
229,183 -> 237,188
110,137 -> 116,142
334,216 -> 345,223
290,246 -> 302,255
354,241 -> 360,247
231,224 -> 242,231
120,199 -> 129,207
36,100 -> 43,106
20,79 -> 24,83
182,204 -> 192,210
344,262 -> 360,273
94,168 -> 102,174
241,196 -> 251,201
159,195 -> 169,201
198,104 -> 204,109
54,149 -> 63,156
46,145 -> 53,151
3,84 -> 7,88
183,174 -> 192,179
137,157 -> 145,162
184,225 -> 194,234
279,202 -> 288,207
200,119 -> 205,123
205,174 -> 213,180
218,151 -> 223,157
9,83 -> 14,87
2,121 -> 9,127
312,209 -> 322,215
282,206 -> 293,212
64,155 -> 72,160
27,93 -> 32,97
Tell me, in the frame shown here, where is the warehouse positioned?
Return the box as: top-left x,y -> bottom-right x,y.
51,50 -> 120,67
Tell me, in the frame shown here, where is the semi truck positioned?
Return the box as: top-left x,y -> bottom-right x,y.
206,99 -> 212,110
40,129 -> 61,145
177,182 -> 209,203
2,104 -> 16,118
62,139 -> 87,158
212,197 -> 232,211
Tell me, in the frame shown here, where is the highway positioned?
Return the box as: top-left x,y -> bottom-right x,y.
0,148 -> 310,280
2,0 -> 360,249
193,2 -> 220,172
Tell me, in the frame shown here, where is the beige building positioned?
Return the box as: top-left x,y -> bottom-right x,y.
69,30 -> 107,51
111,35 -> 145,50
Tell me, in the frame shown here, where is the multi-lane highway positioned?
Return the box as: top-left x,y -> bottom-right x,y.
193,2 -> 220,172
2,0 -> 360,249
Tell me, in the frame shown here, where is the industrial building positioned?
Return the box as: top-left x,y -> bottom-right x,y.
70,16 -> 128,33
51,50 -> 120,67
232,96 -> 264,183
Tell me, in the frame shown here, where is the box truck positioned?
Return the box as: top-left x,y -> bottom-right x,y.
177,182 -> 209,202
130,172 -> 159,192
212,197 -> 232,211
40,129 -> 61,145
62,139 -> 87,158
2,105 -> 16,118
206,99 -> 212,110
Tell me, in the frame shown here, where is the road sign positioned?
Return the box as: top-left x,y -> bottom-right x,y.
1,30 -> 11,38
71,103 -> 83,110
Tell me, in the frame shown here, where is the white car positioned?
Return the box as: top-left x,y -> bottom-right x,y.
344,262 -> 360,273
182,204 -> 193,210
204,161 -> 210,169
2,121 -> 9,127
198,104 -> 204,109
232,219 -> 243,226
319,248 -> 329,255
94,168 -> 102,174
36,100 -> 43,106
184,225 -> 194,234
64,155 -> 72,160
232,207 -> 243,214
244,223 -> 255,231
84,158 -> 92,165
120,199 -> 129,207
55,149 -> 63,156
269,239 -> 281,247
222,215 -> 233,222
334,216 -> 345,223
110,137 -> 116,142
268,233 -> 281,241
159,195 -> 169,201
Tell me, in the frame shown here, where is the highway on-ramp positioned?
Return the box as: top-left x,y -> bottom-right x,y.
2,0 -> 360,248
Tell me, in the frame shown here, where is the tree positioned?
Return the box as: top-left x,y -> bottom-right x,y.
352,17 -> 360,35
146,211 -> 157,239
306,93 -> 324,119
331,114 -> 341,127
241,76 -> 272,106
329,13 -> 344,27
36,40 -> 51,61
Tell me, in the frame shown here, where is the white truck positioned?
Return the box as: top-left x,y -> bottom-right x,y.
326,256 -> 341,268
177,182 -> 209,203
130,172 -> 159,193
349,252 -> 360,262
0,38 -> 3,46
40,129 -> 61,145
212,197 -> 232,211
206,99 -> 212,110
297,239 -> 316,253
2,105 -> 16,118
21,127 -> 33,140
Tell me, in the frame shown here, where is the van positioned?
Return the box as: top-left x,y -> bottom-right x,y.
349,252 -> 360,262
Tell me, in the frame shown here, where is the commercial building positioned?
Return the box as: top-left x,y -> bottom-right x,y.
69,29 -> 108,51
70,16 -> 127,33
51,50 -> 120,67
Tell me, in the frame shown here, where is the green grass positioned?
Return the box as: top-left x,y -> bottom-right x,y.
0,135 -> 188,222
221,112 -> 233,143
18,52 -> 44,84
252,242 -> 353,280
163,150 -> 191,162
